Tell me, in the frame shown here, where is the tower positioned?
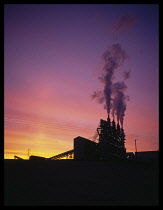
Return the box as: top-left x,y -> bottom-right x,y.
97,116 -> 126,160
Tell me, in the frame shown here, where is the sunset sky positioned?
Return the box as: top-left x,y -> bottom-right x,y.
4,4 -> 159,159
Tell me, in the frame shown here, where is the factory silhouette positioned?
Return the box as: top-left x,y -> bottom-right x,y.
14,115 -> 158,162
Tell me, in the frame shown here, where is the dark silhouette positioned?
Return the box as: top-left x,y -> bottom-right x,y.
74,115 -> 126,161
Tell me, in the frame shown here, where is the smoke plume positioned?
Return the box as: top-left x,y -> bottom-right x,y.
113,14 -> 138,32
111,82 -> 128,127
92,43 -> 130,127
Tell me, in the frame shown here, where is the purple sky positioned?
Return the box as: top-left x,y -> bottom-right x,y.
4,4 -> 159,159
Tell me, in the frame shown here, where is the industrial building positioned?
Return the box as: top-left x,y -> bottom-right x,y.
97,115 -> 126,160
74,136 -> 98,160
73,115 -> 126,160
14,115 -> 127,161
15,115 -> 158,162
135,151 -> 159,161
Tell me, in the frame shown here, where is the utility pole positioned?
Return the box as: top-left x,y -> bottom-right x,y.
134,139 -> 138,160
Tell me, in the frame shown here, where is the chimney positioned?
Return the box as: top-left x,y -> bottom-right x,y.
112,118 -> 116,128
117,122 -> 120,132
107,114 -> 111,126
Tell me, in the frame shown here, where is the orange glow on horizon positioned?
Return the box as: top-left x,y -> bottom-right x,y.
4,99 -> 159,159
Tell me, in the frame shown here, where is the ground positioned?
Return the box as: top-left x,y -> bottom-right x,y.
4,159 -> 159,206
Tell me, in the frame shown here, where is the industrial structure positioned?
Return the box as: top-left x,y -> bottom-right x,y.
97,115 -> 126,160
15,115 -> 127,161
73,115 -> 126,160
74,136 -> 98,160
13,115 -> 158,161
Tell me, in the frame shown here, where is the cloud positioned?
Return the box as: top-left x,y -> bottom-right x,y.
113,14 -> 138,32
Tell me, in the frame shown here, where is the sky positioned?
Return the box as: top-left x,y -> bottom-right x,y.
4,4 -> 159,159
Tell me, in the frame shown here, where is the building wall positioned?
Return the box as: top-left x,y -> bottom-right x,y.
74,136 -> 98,160
135,151 -> 159,161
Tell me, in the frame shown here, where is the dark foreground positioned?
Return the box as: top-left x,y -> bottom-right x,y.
4,159 -> 159,206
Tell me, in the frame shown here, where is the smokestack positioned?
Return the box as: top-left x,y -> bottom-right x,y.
112,118 -> 116,128
121,127 -> 124,134
107,114 -> 111,126
117,122 -> 120,133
